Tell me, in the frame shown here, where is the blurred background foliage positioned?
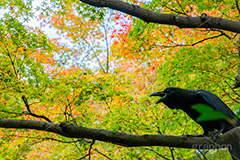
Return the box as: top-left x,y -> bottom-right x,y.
0,0 -> 239,159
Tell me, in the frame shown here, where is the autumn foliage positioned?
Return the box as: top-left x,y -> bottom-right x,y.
0,0 -> 240,159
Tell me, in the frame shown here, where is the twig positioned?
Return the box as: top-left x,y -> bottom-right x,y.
22,95 -> 31,112
161,2 -> 188,16
94,149 -> 112,160
101,21 -> 110,73
144,148 -> 171,160
193,65 -> 235,81
197,149 -> 208,160
30,137 -> 84,145
0,109 -> 23,116
156,125 -> 175,160
220,83 -> 240,104
225,80 -> 240,99
176,0 -> 187,15
22,95 -> 52,123
64,99 -> 75,122
158,34 -> 223,48
4,47 -> 18,77
78,140 -> 95,160
38,137 -> 84,143
236,0 -> 240,15
169,147 -> 175,160
88,139 -> 95,160
211,28 -> 232,40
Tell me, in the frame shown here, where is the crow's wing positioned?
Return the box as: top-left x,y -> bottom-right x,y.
196,90 -> 237,121
196,90 -> 240,159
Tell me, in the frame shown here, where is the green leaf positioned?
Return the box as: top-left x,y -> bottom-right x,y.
192,104 -> 229,122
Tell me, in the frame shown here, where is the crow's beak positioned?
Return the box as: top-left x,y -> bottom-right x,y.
150,92 -> 167,104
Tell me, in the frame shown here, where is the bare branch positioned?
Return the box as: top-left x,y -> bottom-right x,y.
78,139 -> 95,159
161,2 -> 187,16
198,149 -> 208,160
1,119 -> 240,150
0,109 -> 23,116
94,149 -> 113,160
36,137 -> 84,144
4,47 -> 18,77
233,36 -> 240,89
144,148 -> 171,160
22,96 -> 52,123
101,22 -> 110,73
210,28 -> 232,40
80,0 -> 240,33
158,34 -> 223,48
236,0 -> 240,15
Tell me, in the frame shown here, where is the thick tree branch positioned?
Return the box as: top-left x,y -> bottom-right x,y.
0,119 -> 240,149
233,36 -> 240,89
80,0 -> 240,33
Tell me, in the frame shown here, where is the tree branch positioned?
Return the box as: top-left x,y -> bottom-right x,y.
233,35 -> 240,89
0,119 -> 240,150
236,0 -> 240,15
158,33 -> 223,48
79,0 -> 240,33
22,95 -> 53,123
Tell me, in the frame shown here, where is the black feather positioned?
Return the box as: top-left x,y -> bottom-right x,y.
197,90 -> 239,123
151,87 -> 240,160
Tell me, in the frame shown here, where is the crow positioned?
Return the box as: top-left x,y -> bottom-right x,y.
150,87 -> 240,160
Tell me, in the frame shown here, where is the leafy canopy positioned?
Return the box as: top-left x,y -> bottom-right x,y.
0,0 -> 239,159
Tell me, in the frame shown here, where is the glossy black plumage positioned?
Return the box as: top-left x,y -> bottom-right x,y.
150,87 -> 240,160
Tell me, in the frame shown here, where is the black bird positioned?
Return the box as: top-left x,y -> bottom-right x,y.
150,87 -> 240,160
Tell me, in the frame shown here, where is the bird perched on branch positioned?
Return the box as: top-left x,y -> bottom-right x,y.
150,87 -> 240,160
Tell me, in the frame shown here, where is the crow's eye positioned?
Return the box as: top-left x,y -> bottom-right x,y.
165,89 -> 170,93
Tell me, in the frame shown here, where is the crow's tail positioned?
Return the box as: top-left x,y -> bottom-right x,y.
229,143 -> 240,160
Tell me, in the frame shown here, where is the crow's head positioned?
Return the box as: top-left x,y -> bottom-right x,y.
150,87 -> 184,109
